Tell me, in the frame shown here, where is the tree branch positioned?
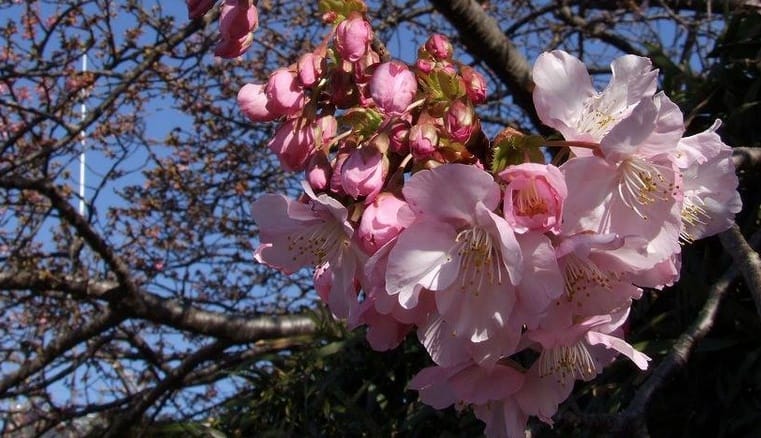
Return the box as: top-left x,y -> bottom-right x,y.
102,340 -> 232,437
719,223 -> 761,320
0,308 -> 123,397
732,146 -> 761,170
612,227 -> 761,433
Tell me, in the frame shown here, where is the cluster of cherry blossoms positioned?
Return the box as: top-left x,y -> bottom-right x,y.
191,1 -> 741,436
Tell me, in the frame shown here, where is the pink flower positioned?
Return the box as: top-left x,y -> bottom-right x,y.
444,100 -> 476,143
252,184 -> 363,318
267,119 -> 313,171
385,164 -> 524,344
357,193 -> 408,255
409,360 -> 573,437
214,32 -> 253,59
424,34 -> 453,60
215,0 -> 258,58
305,150 -> 332,191
408,122 -> 438,159
532,50 -> 658,144
552,233 -> 645,321
297,52 -> 322,88
674,121 -> 742,241
561,94 -> 685,270
473,363 -> 573,438
414,231 -> 563,369
461,66 -> 487,105
252,184 -> 353,273
408,361 -> 525,410
416,58 -> 435,74
354,240 -> 435,349
386,118 -> 410,154
340,147 -> 387,200
530,307 -> 651,384
499,163 -> 567,234
268,116 -> 335,171
335,15 -> 373,63
369,61 -> 418,114
237,83 -> 277,122
265,68 -> 305,117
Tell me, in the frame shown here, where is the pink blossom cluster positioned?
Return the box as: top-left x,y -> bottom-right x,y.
224,4 -> 740,437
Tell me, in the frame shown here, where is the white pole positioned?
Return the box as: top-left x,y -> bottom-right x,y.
78,53 -> 87,216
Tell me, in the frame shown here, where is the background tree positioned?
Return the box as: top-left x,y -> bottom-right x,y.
0,1 -> 759,436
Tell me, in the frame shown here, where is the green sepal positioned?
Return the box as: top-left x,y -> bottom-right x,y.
491,132 -> 545,174
339,108 -> 383,138
318,0 -> 367,22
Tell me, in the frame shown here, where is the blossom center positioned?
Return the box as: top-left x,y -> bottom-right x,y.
286,220 -> 347,266
538,341 -> 597,384
617,157 -> 675,220
454,227 -> 503,292
563,254 -> 613,301
514,178 -> 549,217
576,95 -> 621,139
679,195 -> 710,243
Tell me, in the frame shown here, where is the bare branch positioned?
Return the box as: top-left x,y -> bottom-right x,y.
0,308 -> 123,397
719,224 -> 761,320
0,269 -> 318,343
732,146 -> 761,169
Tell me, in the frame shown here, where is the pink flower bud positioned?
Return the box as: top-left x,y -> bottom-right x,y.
267,118 -> 315,171
186,0 -> 215,19
298,52 -> 322,88
214,0 -> 258,58
369,61 -> 417,115
499,163 -> 567,234
340,147 -> 387,200
306,151 -> 332,191
315,115 -> 338,145
357,193 -> 408,255
265,68 -> 305,117
424,34 -> 453,60
408,123 -> 438,159
387,119 -> 410,154
461,66 -> 487,105
416,58 -> 435,74
444,100 -> 475,143
214,32 -> 253,59
219,0 -> 258,40
335,16 -> 373,63
237,83 -> 277,122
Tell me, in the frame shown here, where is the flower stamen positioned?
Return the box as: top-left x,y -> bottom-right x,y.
455,227 -> 503,292
538,342 -> 597,384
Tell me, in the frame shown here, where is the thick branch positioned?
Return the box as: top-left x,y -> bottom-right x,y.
0,270 -> 318,343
